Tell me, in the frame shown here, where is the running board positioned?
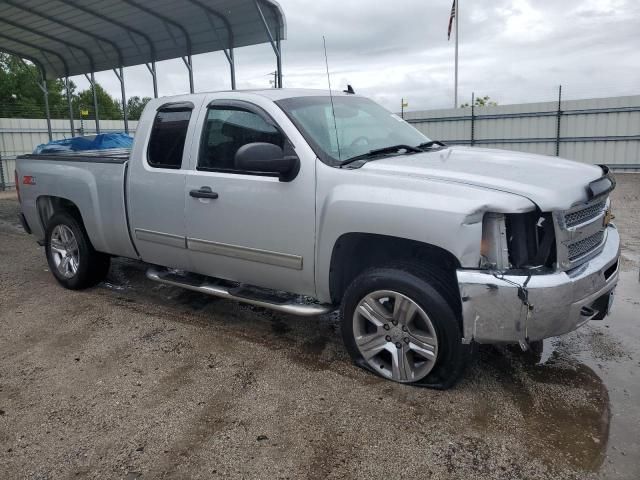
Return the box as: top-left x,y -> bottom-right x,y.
146,267 -> 333,316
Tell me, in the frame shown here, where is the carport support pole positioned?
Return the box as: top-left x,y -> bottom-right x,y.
227,49 -> 236,90
114,67 -> 129,134
85,72 -> 101,135
146,62 -> 158,98
182,55 -> 194,94
276,31 -> 282,88
255,0 -> 282,88
22,59 -> 52,141
39,72 -> 53,142
65,77 -> 75,137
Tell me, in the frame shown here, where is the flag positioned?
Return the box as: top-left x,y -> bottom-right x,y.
447,0 -> 456,41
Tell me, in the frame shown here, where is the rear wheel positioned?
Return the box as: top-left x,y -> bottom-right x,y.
340,266 -> 470,389
45,212 -> 110,289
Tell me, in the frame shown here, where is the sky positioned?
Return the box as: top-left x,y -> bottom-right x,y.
76,0 -> 640,113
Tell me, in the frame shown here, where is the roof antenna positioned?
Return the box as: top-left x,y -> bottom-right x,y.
343,85 -> 355,94
323,36 -> 341,162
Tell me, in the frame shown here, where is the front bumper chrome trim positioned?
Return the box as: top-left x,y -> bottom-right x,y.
457,225 -> 620,345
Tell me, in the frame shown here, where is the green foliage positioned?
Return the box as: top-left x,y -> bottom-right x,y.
76,83 -> 122,120
127,96 -> 152,120
0,53 -> 126,121
460,95 -> 498,108
0,53 -> 70,118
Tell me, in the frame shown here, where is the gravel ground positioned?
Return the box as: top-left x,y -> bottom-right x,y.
0,175 -> 639,479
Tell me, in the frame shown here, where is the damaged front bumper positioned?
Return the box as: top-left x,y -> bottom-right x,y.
457,225 -> 620,345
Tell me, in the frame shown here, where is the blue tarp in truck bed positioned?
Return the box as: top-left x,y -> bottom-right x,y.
33,133 -> 133,154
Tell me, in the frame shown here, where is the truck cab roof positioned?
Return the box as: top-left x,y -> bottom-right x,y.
150,88 -> 355,105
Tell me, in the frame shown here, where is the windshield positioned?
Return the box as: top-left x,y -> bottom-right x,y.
276,96 -> 431,166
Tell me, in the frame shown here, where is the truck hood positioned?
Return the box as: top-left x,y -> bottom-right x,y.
361,146 -> 604,211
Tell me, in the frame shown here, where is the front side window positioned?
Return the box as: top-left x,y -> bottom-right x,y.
276,96 -> 431,166
198,106 -> 285,172
147,108 -> 192,169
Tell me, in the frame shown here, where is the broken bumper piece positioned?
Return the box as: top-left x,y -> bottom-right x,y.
456,225 -> 620,345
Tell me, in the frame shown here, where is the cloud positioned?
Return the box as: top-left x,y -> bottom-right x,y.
85,0 -> 640,112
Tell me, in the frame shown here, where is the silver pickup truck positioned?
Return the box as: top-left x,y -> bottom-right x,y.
15,88 -> 620,388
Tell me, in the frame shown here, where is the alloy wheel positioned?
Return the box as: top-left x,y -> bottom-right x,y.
50,224 -> 80,279
352,290 -> 438,383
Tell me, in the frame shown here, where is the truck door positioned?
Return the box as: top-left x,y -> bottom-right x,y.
127,100 -> 201,270
184,98 -> 316,296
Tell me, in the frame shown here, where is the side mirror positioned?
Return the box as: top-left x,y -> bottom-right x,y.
234,142 -> 299,182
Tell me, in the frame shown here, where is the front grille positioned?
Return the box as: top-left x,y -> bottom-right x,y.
564,200 -> 606,228
568,230 -> 605,261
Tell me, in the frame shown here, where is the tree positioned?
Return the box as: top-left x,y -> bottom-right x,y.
1,53 -> 130,122
460,95 -> 498,108
126,96 -> 152,120
0,53 -> 70,119
75,83 -> 122,120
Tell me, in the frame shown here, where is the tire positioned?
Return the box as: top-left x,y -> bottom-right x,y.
45,212 -> 110,290
340,265 -> 471,389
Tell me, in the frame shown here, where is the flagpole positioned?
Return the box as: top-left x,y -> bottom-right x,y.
454,0 -> 459,108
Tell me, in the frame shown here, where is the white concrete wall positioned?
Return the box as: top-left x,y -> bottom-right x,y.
404,95 -> 640,168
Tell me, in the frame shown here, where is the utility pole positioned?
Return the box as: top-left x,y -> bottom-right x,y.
401,98 -> 408,119
79,105 -> 88,136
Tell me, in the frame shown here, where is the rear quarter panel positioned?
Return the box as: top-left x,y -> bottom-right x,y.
16,158 -> 137,258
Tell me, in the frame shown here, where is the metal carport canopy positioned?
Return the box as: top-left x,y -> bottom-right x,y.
0,0 -> 286,138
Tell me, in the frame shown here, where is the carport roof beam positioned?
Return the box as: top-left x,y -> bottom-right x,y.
3,0 -> 124,67
0,16 -> 96,71
185,0 -> 237,89
0,0 -> 286,83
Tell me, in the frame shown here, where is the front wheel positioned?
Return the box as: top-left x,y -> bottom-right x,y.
45,212 -> 110,289
340,266 -> 470,389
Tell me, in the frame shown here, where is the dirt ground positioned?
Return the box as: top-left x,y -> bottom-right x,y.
0,175 -> 639,480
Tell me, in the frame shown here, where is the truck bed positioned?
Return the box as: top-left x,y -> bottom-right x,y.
16,148 -> 138,259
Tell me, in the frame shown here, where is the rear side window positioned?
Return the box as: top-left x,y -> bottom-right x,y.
147,109 -> 192,169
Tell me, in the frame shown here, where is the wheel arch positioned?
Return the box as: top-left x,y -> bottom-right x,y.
37,195 -> 85,235
328,233 -> 462,306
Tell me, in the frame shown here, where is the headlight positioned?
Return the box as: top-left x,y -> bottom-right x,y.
480,211 -> 556,271
480,213 -> 509,270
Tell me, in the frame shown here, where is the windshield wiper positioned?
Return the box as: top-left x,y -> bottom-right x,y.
340,144 -> 423,166
416,140 -> 447,150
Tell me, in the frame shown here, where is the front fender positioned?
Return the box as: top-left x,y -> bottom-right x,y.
314,164 -> 535,302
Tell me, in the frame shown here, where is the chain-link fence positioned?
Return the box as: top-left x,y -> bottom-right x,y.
0,153 -> 16,190
0,118 -> 136,190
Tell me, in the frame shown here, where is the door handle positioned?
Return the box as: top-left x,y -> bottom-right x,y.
190,187 -> 219,199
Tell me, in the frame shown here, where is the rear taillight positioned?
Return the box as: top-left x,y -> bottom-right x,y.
14,170 -> 21,203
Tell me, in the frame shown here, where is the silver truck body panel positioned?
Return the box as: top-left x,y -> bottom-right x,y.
364,146 -> 604,211
126,94 -> 206,271
313,160 -> 536,302
457,225 -> 619,344
16,158 -> 137,259
181,92 -> 318,296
